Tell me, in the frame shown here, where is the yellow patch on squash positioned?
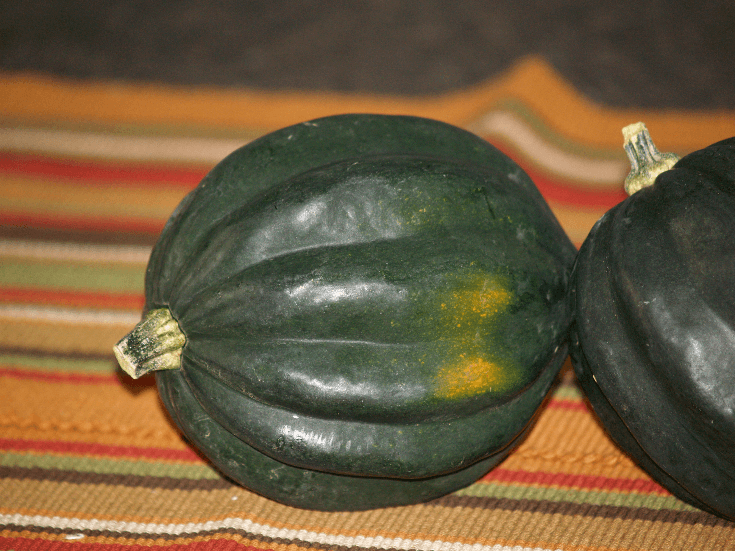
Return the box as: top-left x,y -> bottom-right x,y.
432,272 -> 516,400
436,356 -> 505,399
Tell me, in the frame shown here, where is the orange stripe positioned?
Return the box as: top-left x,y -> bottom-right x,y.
547,201 -> 605,247
0,376 -> 180,448
3,57 -> 734,150
0,174 -> 186,218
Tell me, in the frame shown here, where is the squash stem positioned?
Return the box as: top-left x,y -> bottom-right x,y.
113,308 -> 185,379
622,122 -> 680,195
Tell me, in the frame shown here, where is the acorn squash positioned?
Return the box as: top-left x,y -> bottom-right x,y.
114,114 -> 576,510
570,123 -> 735,521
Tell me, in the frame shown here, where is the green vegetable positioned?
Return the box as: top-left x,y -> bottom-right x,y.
115,114 -> 575,510
570,122 -> 735,521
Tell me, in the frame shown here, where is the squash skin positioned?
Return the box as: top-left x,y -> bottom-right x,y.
157,348 -> 557,510
570,137 -> 735,521
139,114 -> 575,509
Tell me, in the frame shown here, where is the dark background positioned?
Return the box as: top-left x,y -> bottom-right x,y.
1,0 -> 734,109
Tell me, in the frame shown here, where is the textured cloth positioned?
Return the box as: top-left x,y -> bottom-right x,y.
1,56 -> 735,550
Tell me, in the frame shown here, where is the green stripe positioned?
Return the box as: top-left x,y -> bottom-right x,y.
0,353 -> 116,374
0,452 -> 220,479
0,259 -> 144,293
457,477 -> 697,512
551,383 -> 584,401
492,98 -> 624,160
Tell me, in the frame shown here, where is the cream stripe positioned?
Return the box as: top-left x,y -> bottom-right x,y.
0,514 -> 561,551
473,111 -> 628,186
0,239 -> 151,265
2,114 -> 627,187
0,304 -> 141,325
0,176 -> 183,220
0,126 -> 245,164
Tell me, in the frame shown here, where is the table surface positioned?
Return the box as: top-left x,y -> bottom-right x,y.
1,3 -> 735,550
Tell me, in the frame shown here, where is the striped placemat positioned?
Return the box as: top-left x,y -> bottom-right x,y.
2,56 -> 735,550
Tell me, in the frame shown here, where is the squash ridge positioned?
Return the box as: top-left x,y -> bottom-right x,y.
178,344 -> 565,478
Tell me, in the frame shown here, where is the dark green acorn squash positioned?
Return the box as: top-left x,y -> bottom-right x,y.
570,122 -> 735,521
114,114 -> 576,510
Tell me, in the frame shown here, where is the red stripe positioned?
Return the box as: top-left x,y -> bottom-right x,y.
2,147 -> 624,210
0,438 -> 201,462
0,197 -> 609,238
3,147 -> 625,209
0,211 -> 165,235
0,367 -> 119,384
0,366 -> 157,391
546,397 -> 589,412
0,152 -> 208,188
486,139 -> 627,208
528,167 -> 626,208
483,468 -> 669,495
0,287 -> 145,310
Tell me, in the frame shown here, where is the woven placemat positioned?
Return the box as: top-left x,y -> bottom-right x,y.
1,57 -> 735,550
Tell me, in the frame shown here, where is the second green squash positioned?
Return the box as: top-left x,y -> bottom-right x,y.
570,123 -> 735,521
